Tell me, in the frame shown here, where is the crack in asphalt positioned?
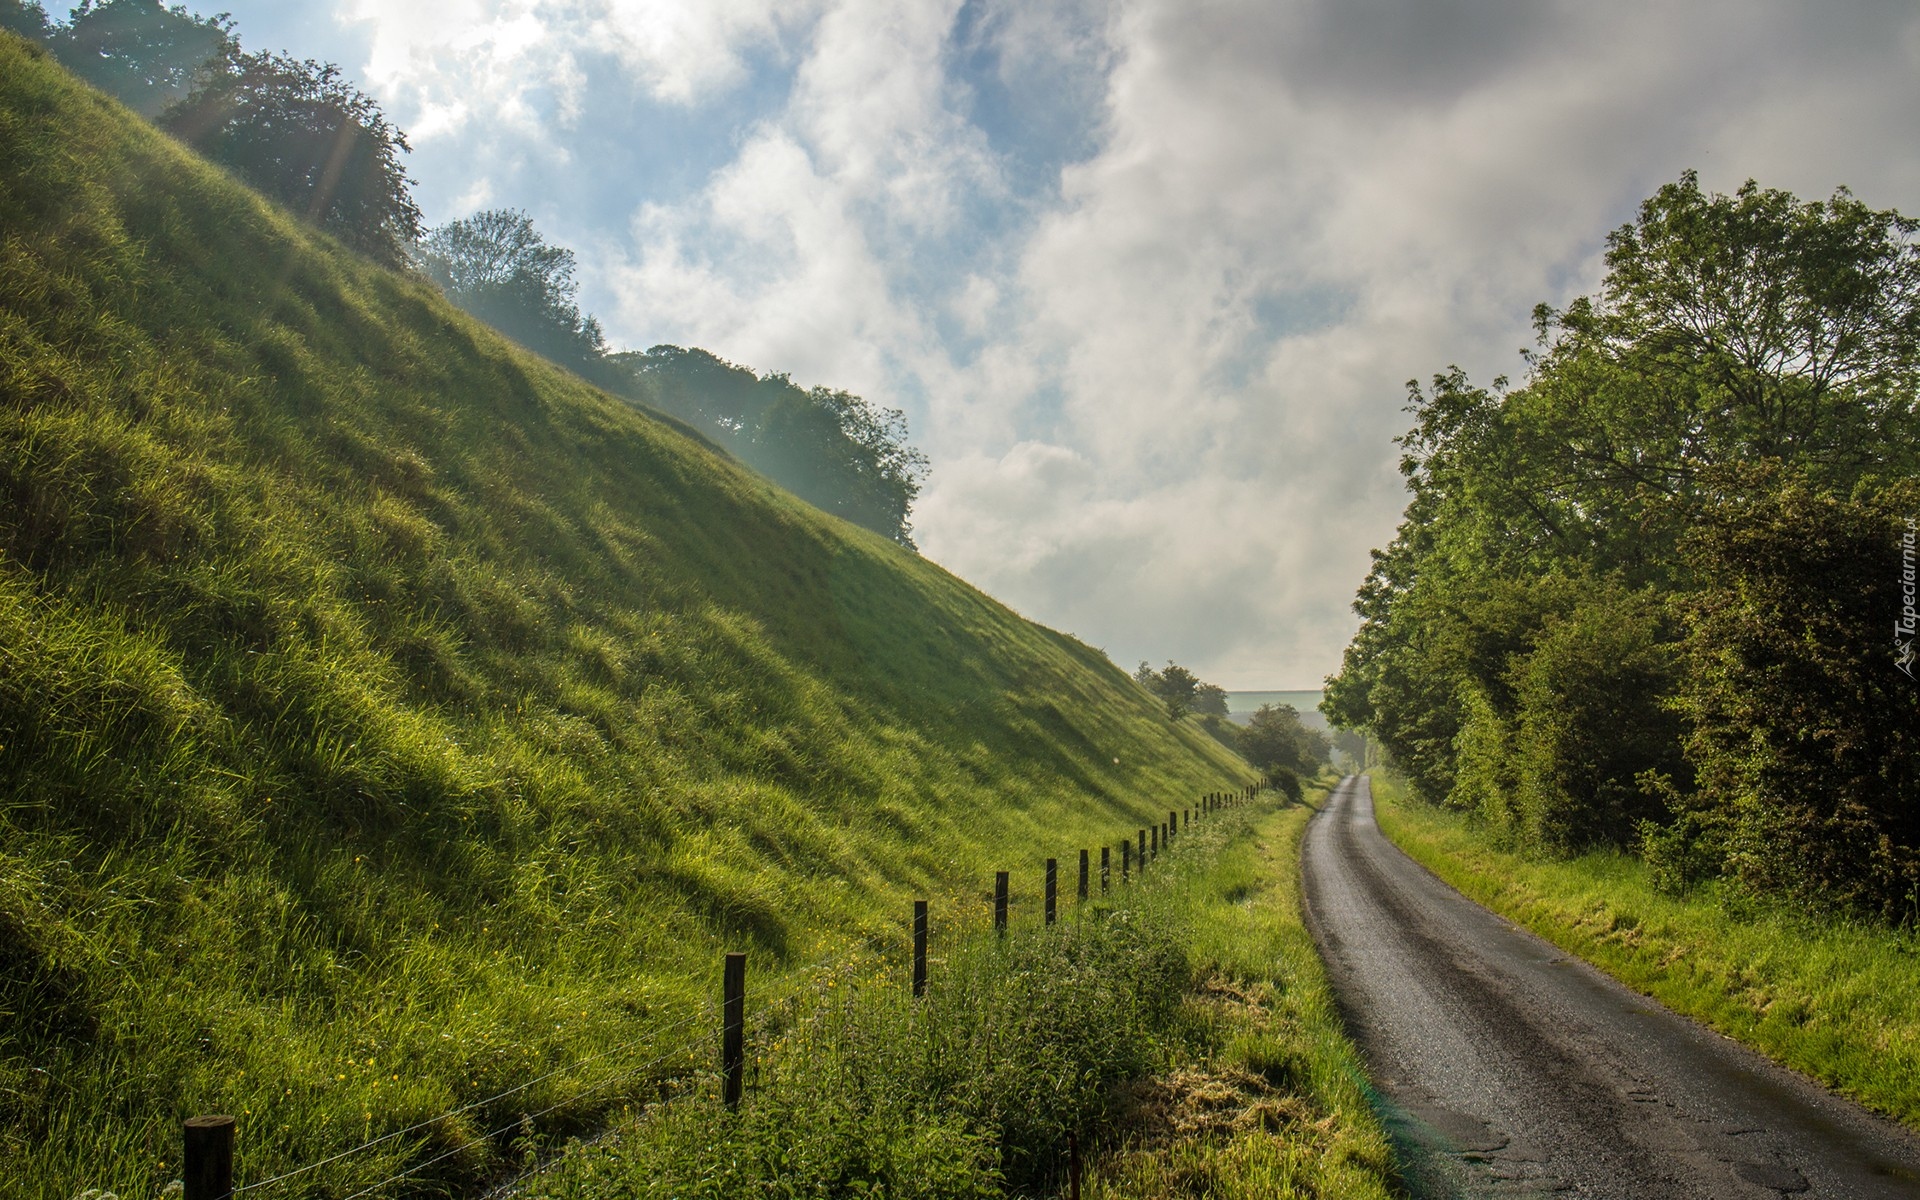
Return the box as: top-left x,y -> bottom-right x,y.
1300,776 -> 1920,1199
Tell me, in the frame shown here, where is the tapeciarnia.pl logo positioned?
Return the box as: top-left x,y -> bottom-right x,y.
1899,515 -> 1917,678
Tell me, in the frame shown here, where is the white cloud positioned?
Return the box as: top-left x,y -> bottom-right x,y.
591,0 -> 821,105
334,0 -> 820,145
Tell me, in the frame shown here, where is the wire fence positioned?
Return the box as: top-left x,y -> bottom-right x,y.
177,780 -> 1276,1200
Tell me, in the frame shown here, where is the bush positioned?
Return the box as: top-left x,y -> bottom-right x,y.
1507,581 -> 1687,853
1636,809 -> 1724,896
1678,472 -> 1920,919
532,909 -> 1194,1198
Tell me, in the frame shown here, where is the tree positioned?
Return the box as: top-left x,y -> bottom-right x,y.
1331,727 -> 1368,770
610,346 -> 929,549
1327,171 -> 1920,903
418,209 -> 607,373
1192,683 -> 1229,717
1,0 -> 52,41
46,0 -> 231,116
1135,660 -> 1200,720
1239,704 -> 1331,777
6,2 -> 423,266
751,384 -> 927,547
1505,580 -> 1688,852
614,344 -> 766,433
163,51 -> 421,266
1672,471 -> 1920,918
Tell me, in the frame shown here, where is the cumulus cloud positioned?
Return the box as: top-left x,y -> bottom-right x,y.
233,0 -> 1920,688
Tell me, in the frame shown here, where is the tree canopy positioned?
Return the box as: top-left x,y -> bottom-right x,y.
1135,660 -> 1201,720
8,1 -> 421,266
1239,704 -> 1331,779
418,209 -> 607,373
41,0 -> 231,117
614,346 -> 929,549
1326,171 -> 1920,919
163,50 -> 421,265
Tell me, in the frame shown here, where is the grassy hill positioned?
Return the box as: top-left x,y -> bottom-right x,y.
0,33 -> 1253,1195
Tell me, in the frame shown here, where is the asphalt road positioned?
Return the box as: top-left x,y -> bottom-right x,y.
1301,775 -> 1920,1198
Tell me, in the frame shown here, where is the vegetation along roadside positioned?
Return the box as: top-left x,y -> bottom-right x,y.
520,778 -> 1397,1200
1371,772 -> 1920,1130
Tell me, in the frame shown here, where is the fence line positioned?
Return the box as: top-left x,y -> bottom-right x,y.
335,1037 -> 712,1200
182,773 -> 1280,1199
229,1003 -> 714,1196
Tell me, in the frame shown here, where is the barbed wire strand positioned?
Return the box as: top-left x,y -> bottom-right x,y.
234,1002 -> 712,1195
237,961 -> 826,1196
335,1039 -> 707,1200
234,797 -> 1267,1195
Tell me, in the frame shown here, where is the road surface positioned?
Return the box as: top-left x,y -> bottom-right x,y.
1301,775 -> 1920,1198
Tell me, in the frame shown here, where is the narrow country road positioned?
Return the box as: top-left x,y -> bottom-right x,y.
1301,775 -> 1920,1198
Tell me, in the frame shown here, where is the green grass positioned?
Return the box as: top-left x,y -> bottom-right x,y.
1080,783 -> 1394,1199
0,33 -> 1258,1197
1372,773 -> 1920,1130
518,782 -> 1396,1200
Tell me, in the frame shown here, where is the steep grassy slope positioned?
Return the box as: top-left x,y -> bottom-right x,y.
0,34 -> 1252,1195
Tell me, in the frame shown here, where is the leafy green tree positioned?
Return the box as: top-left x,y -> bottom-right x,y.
7,2 -> 422,266
1135,660 -> 1200,720
1507,581 -> 1689,852
418,209 -> 608,373
163,50 -> 421,265
1329,171 -> 1920,902
1192,682 -> 1229,717
617,344 -> 771,433
1,0 -> 51,41
1672,471 -> 1920,918
1238,704 -> 1330,778
34,0 -> 231,116
612,347 -> 929,549
1330,727 -> 1369,770
752,383 -> 927,547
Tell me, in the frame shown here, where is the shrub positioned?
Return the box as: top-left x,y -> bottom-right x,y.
1508,581 -> 1687,853
1677,472 -> 1920,919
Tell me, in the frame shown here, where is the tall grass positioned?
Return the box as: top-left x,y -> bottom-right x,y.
522,786 -> 1397,1200
1374,772 -> 1920,1129
0,33 -> 1258,1197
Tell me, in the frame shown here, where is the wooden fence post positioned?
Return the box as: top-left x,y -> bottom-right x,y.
1077,849 -> 1090,902
723,952 -> 747,1110
183,1115 -> 234,1200
1168,809 -> 1177,840
1137,828 -> 1146,869
1069,1130 -> 1083,1200
995,871 -> 1009,934
1101,845 -> 1111,892
913,899 -> 928,997
1045,858 -> 1058,926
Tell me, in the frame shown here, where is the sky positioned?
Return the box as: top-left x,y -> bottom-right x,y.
206,0 -> 1920,689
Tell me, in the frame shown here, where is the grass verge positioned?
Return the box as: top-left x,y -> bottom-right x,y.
1371,772 -> 1920,1130
519,784 -> 1397,1199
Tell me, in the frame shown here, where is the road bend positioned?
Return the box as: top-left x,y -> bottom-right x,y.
1301,775 -> 1920,1199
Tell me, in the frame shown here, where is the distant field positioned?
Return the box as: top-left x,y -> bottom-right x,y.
1225,690 -> 1327,728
